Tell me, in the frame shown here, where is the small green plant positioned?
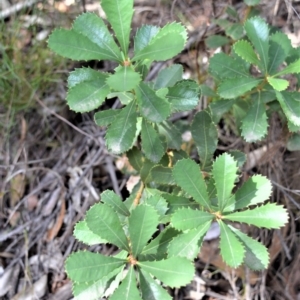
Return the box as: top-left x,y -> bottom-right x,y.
48,0 -> 292,298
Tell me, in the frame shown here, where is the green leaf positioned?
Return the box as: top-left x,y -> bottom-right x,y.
149,166 -> 175,186
73,220 -> 107,245
233,98 -> 251,134
232,175 -> 272,210
101,190 -> 130,216
267,77 -> 289,91
163,194 -> 198,214
94,109 -> 121,127
241,92 -> 268,142
212,153 -> 238,211
136,82 -> 170,123
73,267 -> 121,300
107,91 -> 134,105
244,17 -> 269,71
233,40 -> 261,66
133,23 -> 186,62
205,35 -> 229,48
269,31 -> 292,64
139,227 -> 180,261
101,0 -> 133,55
72,13 -> 122,62
66,73 -> 109,113
68,67 -> 104,88
106,66 -> 141,92
110,266 -> 142,300
154,64 -> 183,89
106,100 -> 138,154
276,91 -> 300,126
129,205 -> 159,257
218,221 -> 244,268
209,99 -> 236,123
171,208 -> 213,231
287,133 -> 300,151
244,0 -> 260,5
167,80 -> 199,112
134,25 -> 159,53
141,120 -> 164,163
48,29 -> 111,61
168,220 -> 211,260
86,203 -> 129,251
226,23 -> 244,40
138,257 -> 194,288
66,251 -> 125,282
191,110 -> 218,171
224,203 -> 289,228
172,159 -> 210,209
140,159 -> 157,184
127,147 -> 144,172
218,77 -> 262,99
209,52 -> 249,79
229,226 -> 269,270
229,150 -> 247,168
157,121 -> 182,150
275,58 -> 300,76
138,269 -> 172,300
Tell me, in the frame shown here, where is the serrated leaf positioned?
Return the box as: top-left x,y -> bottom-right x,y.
107,91 -> 134,105
218,77 -> 262,99
233,40 -> 261,66
133,32 -> 185,62
232,175 -> 272,211
138,257 -> 194,288
241,92 -> 268,142
173,159 -> 210,209
101,0 -> 133,55
110,266 -> 142,300
191,110 -> 218,171
209,99 -> 236,123
129,205 -> 159,257
229,150 -> 247,168
106,100 -> 138,154
101,190 -> 130,216
244,0 -> 260,5
94,109 -> 121,127
106,66 -> 141,92
141,120 -> 164,163
224,203 -> 289,228
66,74 -> 109,112
244,17 -> 269,72
48,29 -> 110,61
276,91 -> 300,126
86,203 -> 129,251
149,166 -> 175,186
163,194 -> 198,214
205,35 -> 229,48
233,98 -> 251,134
66,251 -> 125,282
136,82 -> 170,123
275,58 -> 300,76
68,67 -> 105,88
140,159 -> 157,183
218,221 -> 244,268
72,13 -> 122,62
73,267 -> 121,300
127,147 -> 144,172
139,227 -> 180,261
209,52 -> 249,79
287,119 -> 300,132
269,31 -> 292,61
154,64 -> 183,89
267,77 -> 289,91
167,80 -> 199,112
138,268 -> 172,300
134,25 -> 160,53
157,121 -> 182,150
154,22 -> 187,41
229,226 -> 269,270
171,208 -> 213,231
268,40 -> 287,75
212,153 -> 238,211
74,220 -> 107,245
168,220 -> 211,260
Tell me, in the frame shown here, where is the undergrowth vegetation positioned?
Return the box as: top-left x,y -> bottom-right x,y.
47,0 -> 299,298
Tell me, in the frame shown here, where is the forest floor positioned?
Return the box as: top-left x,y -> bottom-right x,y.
1,0 -> 300,299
